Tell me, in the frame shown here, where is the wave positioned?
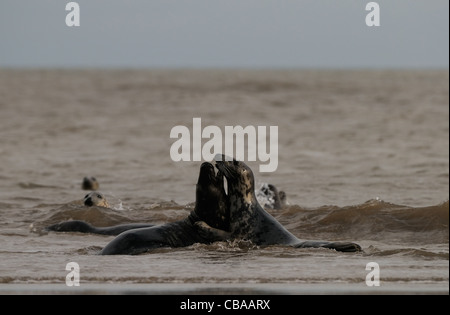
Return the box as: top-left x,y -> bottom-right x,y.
30,200 -> 190,233
277,199 -> 449,243
363,246 -> 449,260
30,197 -> 448,244
18,182 -> 60,189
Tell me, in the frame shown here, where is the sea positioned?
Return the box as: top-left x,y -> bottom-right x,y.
0,69 -> 448,295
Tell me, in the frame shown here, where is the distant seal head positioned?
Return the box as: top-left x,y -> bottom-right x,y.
278,190 -> 288,208
214,155 -> 361,252
84,192 -> 109,208
82,177 -> 99,190
256,183 -> 287,210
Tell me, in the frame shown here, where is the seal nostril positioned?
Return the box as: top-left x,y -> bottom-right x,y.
84,198 -> 93,207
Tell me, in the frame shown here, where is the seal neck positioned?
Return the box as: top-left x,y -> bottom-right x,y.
187,211 -> 200,225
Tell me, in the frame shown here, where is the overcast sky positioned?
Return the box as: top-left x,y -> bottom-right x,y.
0,0 -> 448,69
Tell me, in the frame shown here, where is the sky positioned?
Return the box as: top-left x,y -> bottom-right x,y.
0,0 -> 448,69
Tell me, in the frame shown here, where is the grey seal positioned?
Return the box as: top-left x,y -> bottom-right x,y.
45,191 -> 155,235
83,191 -> 109,208
256,183 -> 287,210
203,156 -> 361,252
99,162 -> 229,255
45,220 -> 155,236
82,177 -> 99,190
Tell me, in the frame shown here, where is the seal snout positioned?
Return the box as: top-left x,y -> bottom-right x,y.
83,191 -> 109,208
213,154 -> 234,163
84,196 -> 93,207
215,159 -> 244,186
199,162 -> 216,183
214,160 -> 233,179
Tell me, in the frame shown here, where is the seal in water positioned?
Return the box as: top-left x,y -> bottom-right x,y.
45,191 -> 155,235
84,191 -> 110,208
45,220 -> 155,236
204,156 -> 361,252
99,162 -> 230,255
256,183 -> 287,210
82,177 -> 99,190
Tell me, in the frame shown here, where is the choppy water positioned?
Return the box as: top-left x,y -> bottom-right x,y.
0,69 -> 448,294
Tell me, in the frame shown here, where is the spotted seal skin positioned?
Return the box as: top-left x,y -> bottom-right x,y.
214,156 -> 362,252
99,162 -> 230,255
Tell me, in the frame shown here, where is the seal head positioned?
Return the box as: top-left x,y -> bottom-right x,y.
82,177 -> 99,190
193,162 -> 229,231
84,192 -> 109,208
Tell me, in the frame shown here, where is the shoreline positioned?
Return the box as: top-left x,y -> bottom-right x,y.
1,283 -> 448,295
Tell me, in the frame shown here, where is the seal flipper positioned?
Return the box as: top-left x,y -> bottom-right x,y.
295,240 -> 362,253
45,220 -> 154,236
46,220 -> 94,233
194,221 -> 231,242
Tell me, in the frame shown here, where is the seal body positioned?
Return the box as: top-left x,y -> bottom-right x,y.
193,162 -> 229,231
100,162 -> 229,255
216,159 -> 298,245
45,192 -> 153,235
46,163 -> 229,240
100,216 -> 205,255
215,156 -> 361,252
45,220 -> 154,236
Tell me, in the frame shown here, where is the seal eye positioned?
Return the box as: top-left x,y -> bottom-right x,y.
97,194 -> 103,199
84,194 -> 89,199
